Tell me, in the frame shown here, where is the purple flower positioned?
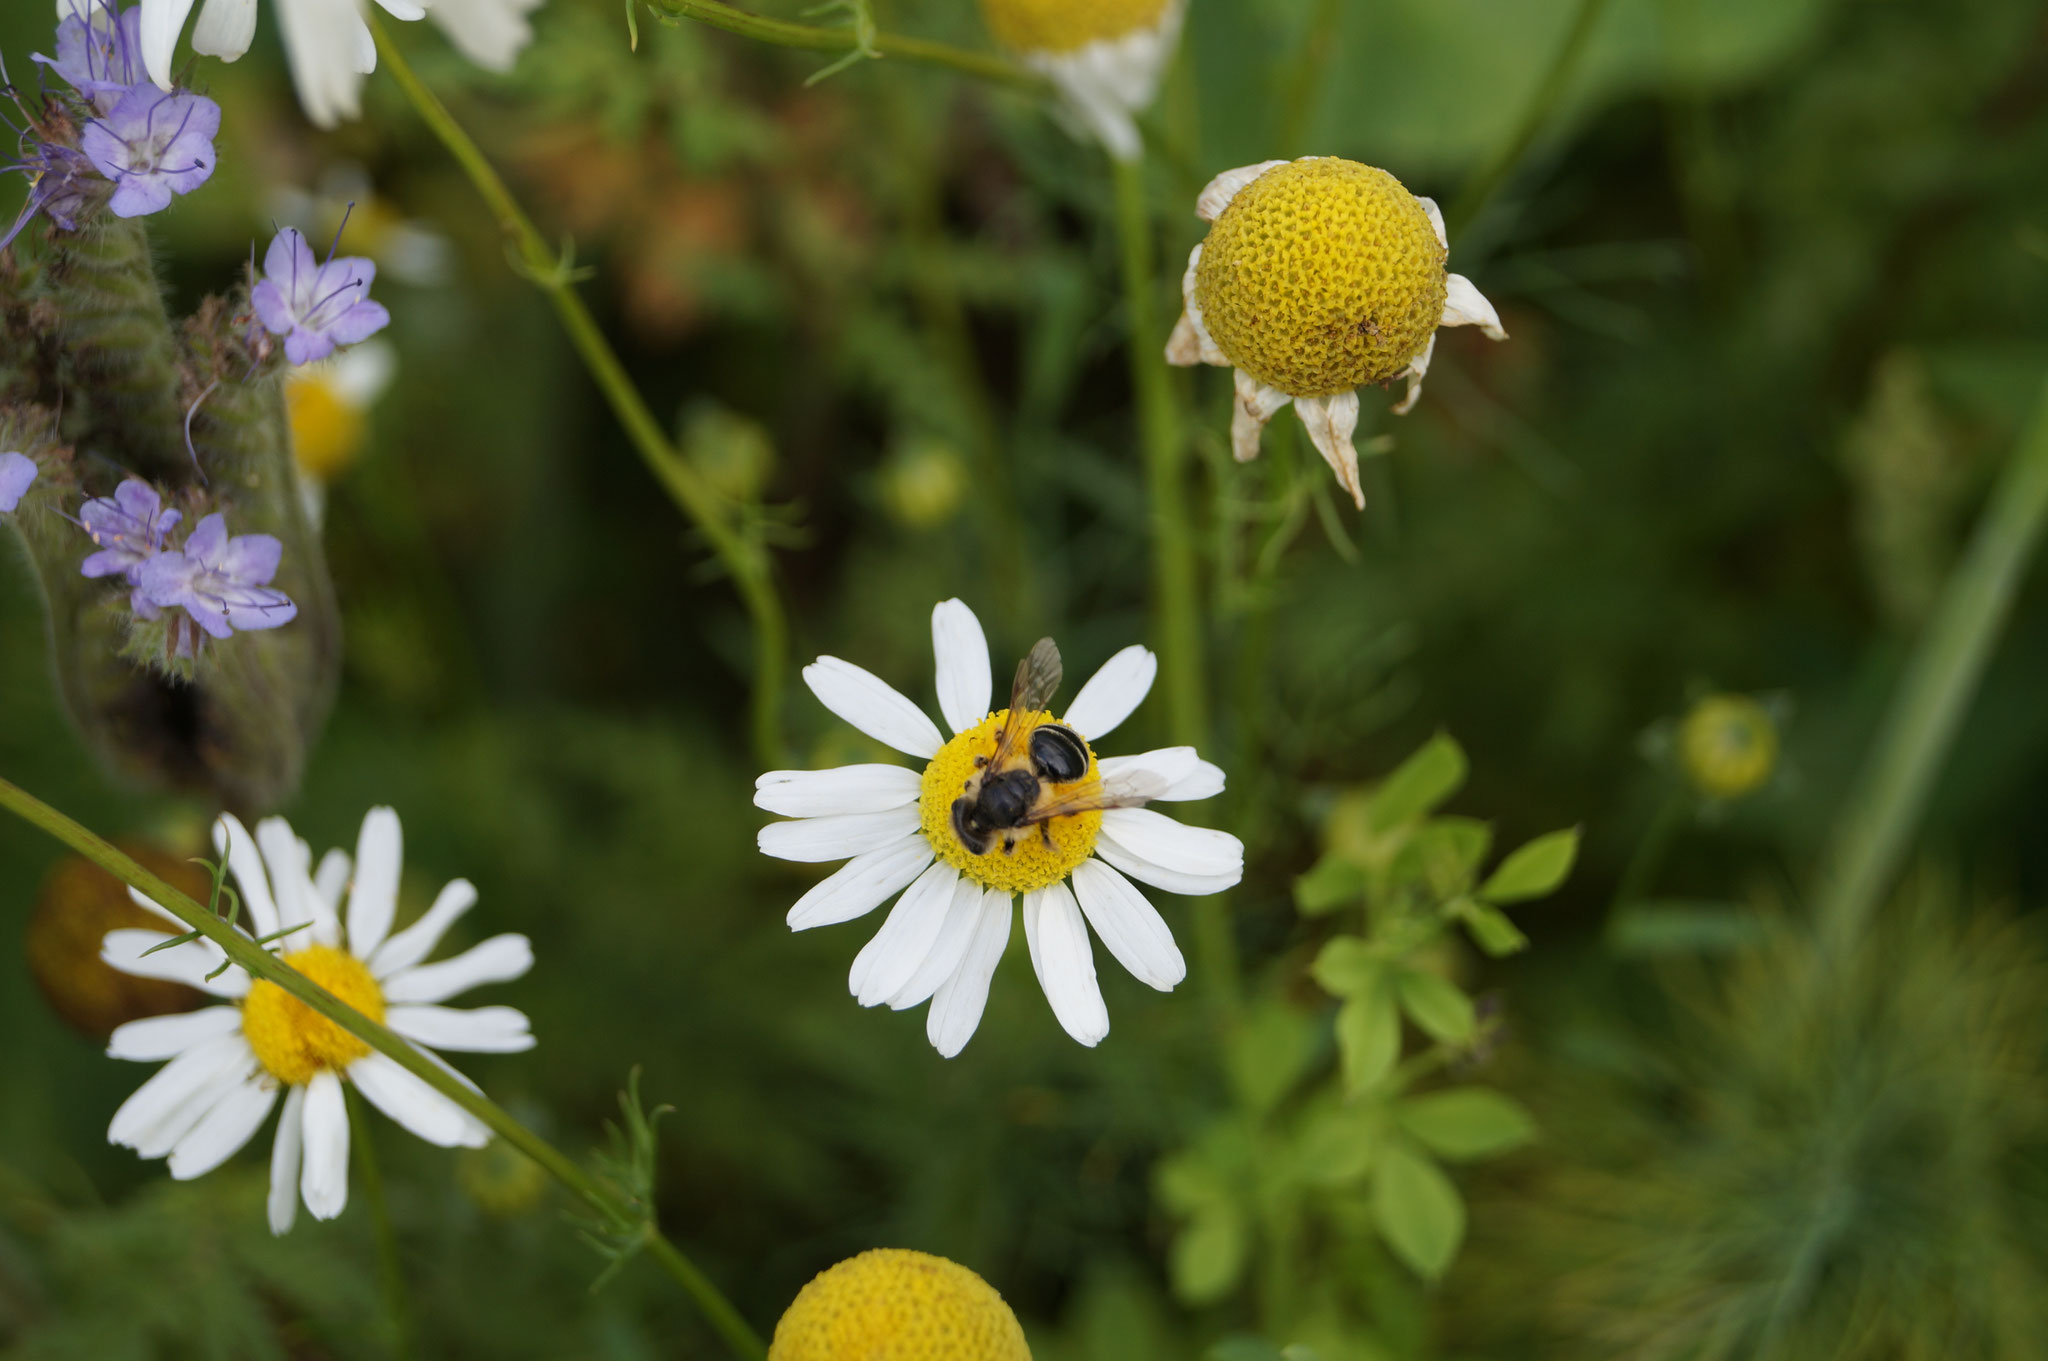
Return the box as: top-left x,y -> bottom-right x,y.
79,85 -> 219,219
78,477 -> 181,584
0,452 -> 37,513
38,4 -> 148,115
2,138 -> 99,249
252,228 -> 391,366
135,514 -> 297,640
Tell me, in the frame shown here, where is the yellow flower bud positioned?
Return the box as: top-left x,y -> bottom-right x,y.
769,1249 -> 1031,1361
1678,695 -> 1780,802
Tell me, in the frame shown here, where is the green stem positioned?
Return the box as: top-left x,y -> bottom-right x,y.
1277,0 -> 1345,158
1605,784 -> 1685,926
0,775 -> 768,1361
648,0 -> 1047,90
372,20 -> 788,768
1815,377 -> 2048,957
348,1088 -> 415,1361
1444,0 -> 1613,240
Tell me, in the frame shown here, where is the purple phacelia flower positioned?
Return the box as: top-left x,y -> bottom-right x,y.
2,136 -> 99,248
135,513 -> 297,640
38,3 -> 147,115
252,227 -> 391,366
79,84 -> 219,219
78,477 -> 181,608
0,452 -> 37,513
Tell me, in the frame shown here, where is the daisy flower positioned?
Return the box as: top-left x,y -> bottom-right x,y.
1167,156 -> 1508,508
757,599 -> 1242,1057
101,808 -> 535,1234
977,0 -> 1184,161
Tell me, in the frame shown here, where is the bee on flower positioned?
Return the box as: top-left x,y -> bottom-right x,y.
1168,156 -> 1509,508
757,599 -> 1242,1057
978,0 -> 1184,161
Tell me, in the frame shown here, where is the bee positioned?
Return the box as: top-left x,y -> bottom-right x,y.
950,638 -> 1166,857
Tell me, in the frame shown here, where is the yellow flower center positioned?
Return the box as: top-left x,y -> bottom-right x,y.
768,1248 -> 1031,1361
242,945 -> 385,1087
286,372 -> 367,483
1677,695 -> 1779,801
978,0 -> 1174,55
1195,158 -> 1448,398
920,710 -> 1102,895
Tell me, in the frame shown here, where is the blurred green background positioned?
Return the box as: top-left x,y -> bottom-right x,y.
4,0 -> 2048,1356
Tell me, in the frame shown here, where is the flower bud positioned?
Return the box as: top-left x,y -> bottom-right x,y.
769,1249 -> 1030,1361
1678,694 -> 1780,802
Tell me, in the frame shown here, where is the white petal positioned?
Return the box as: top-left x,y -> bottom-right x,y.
1442,273 -> 1508,341
1393,335 -> 1434,417
1417,195 -> 1447,250
1037,54 -> 1141,162
300,1070 -> 350,1220
427,0 -> 543,70
275,0 -> 367,127
313,849 -> 352,918
387,1004 -> 535,1053
803,657 -> 945,759
168,1073 -> 277,1180
1070,858 -> 1186,991
1093,833 -> 1243,898
926,890 -> 1012,1058
101,929 -> 249,998
345,807 -> 403,959
381,934 -> 533,1004
125,886 -> 186,930
1232,369 -> 1294,464
1100,808 -> 1244,880
786,837 -> 935,931
1197,160 -> 1288,221
108,1033 -> 252,1153
1167,243 -> 1230,368
1063,645 -> 1157,741
754,765 -> 921,818
349,1051 -> 490,1148
931,599 -> 994,736
848,863 -> 961,1007
108,1006 -> 243,1062
256,818 -> 334,947
1024,884 -> 1109,1047
140,0 -> 197,89
268,1085 -> 305,1235
886,877 -> 986,1010
758,806 -> 922,863
1098,748 -> 1226,802
1295,391 -> 1365,509
214,813 -> 280,940
375,0 -> 428,18
190,0 -> 257,58
370,879 -> 477,978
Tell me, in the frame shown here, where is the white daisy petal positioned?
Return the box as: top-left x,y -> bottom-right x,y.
125,886 -> 186,930
102,929 -> 249,999
268,1085 -> 305,1235
387,1004 -> 535,1053
758,806 -> 923,863
754,765 -> 922,818
348,1051 -> 490,1148
346,807 -> 402,959
803,657 -> 946,759
1232,369 -> 1295,464
1417,194 -> 1447,250
1100,808 -> 1245,882
1166,243 -> 1230,368
300,1070 -> 350,1220
1442,274 -> 1508,341
931,599 -> 994,736
1394,334 -> 1436,417
1070,858 -> 1187,991
213,813 -> 280,940
886,877 -> 985,1011
1197,159 -> 1288,221
1093,833 -> 1242,898
108,1033 -> 252,1153
786,837 -> 935,931
313,849 -> 352,918
1063,645 -> 1158,741
108,1006 -> 243,1062
370,879 -> 478,978
849,863 -> 962,1007
926,890 -> 1013,1059
190,0 -> 258,58
381,934 -> 533,1004
168,1072 -> 277,1180
256,818 -> 336,947
1295,391 -> 1365,510
1098,748 -> 1226,802
1024,883 -> 1109,1047
428,0 -> 544,71
140,0 -> 198,88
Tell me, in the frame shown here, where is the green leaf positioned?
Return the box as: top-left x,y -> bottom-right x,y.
1394,816 -> 1493,900
1396,968 -> 1475,1044
1336,987 -> 1401,1092
1397,1088 -> 1537,1160
1311,936 -> 1380,999
1170,1206 -> 1249,1305
1226,1003 -> 1318,1116
1367,733 -> 1468,830
1295,851 -> 1368,916
1455,899 -> 1530,957
1371,1144 -> 1466,1280
1207,1340 -> 1285,1361
1479,827 -> 1580,904
1292,1104 -> 1378,1186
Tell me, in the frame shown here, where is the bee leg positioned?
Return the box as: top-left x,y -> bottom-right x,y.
1040,823 -> 1056,849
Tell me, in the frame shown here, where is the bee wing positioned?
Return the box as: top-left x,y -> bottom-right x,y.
988,639 -> 1063,771
1022,766 -> 1168,825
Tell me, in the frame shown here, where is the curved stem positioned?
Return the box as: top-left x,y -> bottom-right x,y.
372,20 -> 789,768
0,775 -> 768,1361
649,0 -> 1047,91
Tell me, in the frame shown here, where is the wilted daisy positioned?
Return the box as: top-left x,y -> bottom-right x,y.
101,808 -> 535,1234
1167,156 -> 1508,507
978,0 -> 1184,161
757,599 -> 1242,1057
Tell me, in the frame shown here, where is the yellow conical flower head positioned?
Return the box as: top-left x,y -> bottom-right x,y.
1678,695 -> 1780,801
1196,159 -> 1449,398
768,1249 -> 1032,1361
979,0 -> 1175,54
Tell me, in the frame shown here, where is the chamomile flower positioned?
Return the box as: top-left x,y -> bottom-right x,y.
757,599 -> 1242,1057
978,0 -> 1184,161
287,340 -> 394,526
769,1249 -> 1029,1361
101,808 -> 535,1234
1168,156 -> 1508,507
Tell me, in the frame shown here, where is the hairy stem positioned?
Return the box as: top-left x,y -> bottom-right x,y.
0,775 -> 767,1361
649,0 -> 1046,90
